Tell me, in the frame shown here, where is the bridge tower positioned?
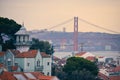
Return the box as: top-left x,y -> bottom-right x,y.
74,17 -> 78,52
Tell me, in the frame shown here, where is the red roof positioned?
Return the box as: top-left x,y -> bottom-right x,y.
53,56 -> 61,61
0,71 -> 16,80
99,56 -> 104,58
15,50 -> 50,58
16,50 -> 38,58
0,52 -> 5,57
41,52 -> 51,58
99,70 -> 120,80
0,71 -> 59,80
75,52 -> 86,56
112,66 -> 120,72
31,72 -> 44,77
86,56 -> 96,62
109,76 -> 120,80
11,66 -> 18,71
98,72 -> 109,80
38,75 -> 54,80
0,63 -> 5,68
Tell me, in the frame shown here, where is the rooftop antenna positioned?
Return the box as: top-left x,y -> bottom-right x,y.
22,21 -> 24,27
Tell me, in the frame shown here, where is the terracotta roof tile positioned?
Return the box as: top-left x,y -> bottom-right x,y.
75,52 -> 86,57
41,52 -> 51,58
53,56 -> 61,61
11,66 -> 18,71
98,72 -> 109,80
31,72 -> 44,78
0,52 -> 5,57
109,76 -> 120,80
0,63 -> 4,68
0,71 -> 16,80
86,56 -> 96,62
112,66 -> 120,72
38,75 -> 53,80
0,71 -> 58,80
16,50 -> 38,58
99,56 -> 104,58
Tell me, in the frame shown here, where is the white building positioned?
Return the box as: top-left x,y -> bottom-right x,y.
14,23 -> 52,75
15,50 -> 52,76
15,23 -> 31,52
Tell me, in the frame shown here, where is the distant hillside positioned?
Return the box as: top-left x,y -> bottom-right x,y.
29,30 -> 120,51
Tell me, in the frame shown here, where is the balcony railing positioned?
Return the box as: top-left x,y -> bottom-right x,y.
14,42 -> 32,46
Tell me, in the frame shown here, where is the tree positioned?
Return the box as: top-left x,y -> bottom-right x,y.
29,38 -> 54,55
63,57 -> 99,80
0,17 -> 21,51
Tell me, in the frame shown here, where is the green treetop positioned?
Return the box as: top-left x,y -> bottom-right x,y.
63,57 -> 98,75
29,38 -> 54,55
0,17 -> 21,51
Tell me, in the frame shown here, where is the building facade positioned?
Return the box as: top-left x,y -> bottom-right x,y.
15,23 -> 31,52
15,50 -> 52,76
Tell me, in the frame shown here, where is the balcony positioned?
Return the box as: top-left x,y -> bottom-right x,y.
35,66 -> 44,71
14,42 -> 32,46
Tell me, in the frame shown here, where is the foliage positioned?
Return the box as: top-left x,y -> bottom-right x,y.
52,65 -> 67,80
0,17 -> 21,51
0,17 -> 21,35
29,38 -> 54,55
63,57 -> 98,75
2,39 -> 16,51
67,69 -> 100,80
52,57 -> 99,80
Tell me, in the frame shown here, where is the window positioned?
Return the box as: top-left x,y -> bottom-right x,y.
47,72 -> 49,76
27,63 -> 30,67
7,59 -> 11,65
15,63 -> 18,66
47,62 -> 50,66
37,59 -> 40,67
8,61 -> 11,65
23,36 -> 25,42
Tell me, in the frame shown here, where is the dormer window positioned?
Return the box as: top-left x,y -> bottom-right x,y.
7,59 -> 11,65
27,63 -> 30,67
15,63 -> 18,66
37,59 -> 40,67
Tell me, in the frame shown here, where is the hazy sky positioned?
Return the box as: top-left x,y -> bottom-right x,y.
0,0 -> 120,33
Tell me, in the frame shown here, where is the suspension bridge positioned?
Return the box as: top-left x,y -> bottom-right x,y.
40,16 -> 120,52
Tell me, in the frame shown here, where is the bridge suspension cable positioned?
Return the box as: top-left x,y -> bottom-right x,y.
47,18 -> 73,30
78,17 -> 120,34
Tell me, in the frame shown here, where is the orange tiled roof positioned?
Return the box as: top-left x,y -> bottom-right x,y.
112,66 -> 120,72
0,63 -> 4,68
109,76 -> 120,80
86,56 -> 96,61
11,66 -> 18,71
0,71 -> 16,80
41,52 -> 51,58
0,52 -> 5,57
75,52 -> 86,57
99,56 -> 104,58
31,72 -> 44,78
53,56 -> 61,61
38,75 -> 53,80
16,50 -> 38,58
98,72 -> 109,80
0,71 -> 58,80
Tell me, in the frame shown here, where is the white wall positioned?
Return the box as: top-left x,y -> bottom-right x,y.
43,57 -> 52,76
